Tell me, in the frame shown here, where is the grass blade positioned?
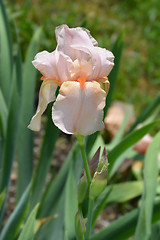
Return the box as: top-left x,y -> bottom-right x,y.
91,208 -> 138,240
101,181 -> 143,205
65,164 -> 78,239
108,121 -> 157,178
17,27 -> 42,200
37,146 -> 82,239
30,105 -> 59,209
150,222 -> 160,240
129,94 -> 160,132
109,148 -> 133,178
0,89 -> 8,139
0,185 -> 30,240
0,190 -> 5,211
18,203 -> 39,240
38,142 -> 81,218
93,181 -> 143,225
0,50 -> 22,225
0,0 -> 13,105
108,109 -> 130,149
135,131 -> 160,240
90,199 -> 160,240
36,191 -> 65,240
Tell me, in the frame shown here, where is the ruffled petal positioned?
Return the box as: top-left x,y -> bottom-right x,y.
32,50 -> 73,83
55,24 -> 96,61
52,81 -> 106,135
32,50 -> 58,80
56,51 -> 73,82
92,47 -> 114,78
72,45 -> 114,80
28,80 -> 57,131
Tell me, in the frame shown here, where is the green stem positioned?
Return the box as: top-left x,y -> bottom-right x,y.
76,135 -> 94,240
86,199 -> 94,239
76,135 -> 92,186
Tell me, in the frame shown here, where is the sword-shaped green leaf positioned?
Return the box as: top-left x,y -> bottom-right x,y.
135,131 -> 160,240
17,27 -> 42,200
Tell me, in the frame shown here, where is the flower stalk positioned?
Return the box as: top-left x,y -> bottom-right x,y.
77,135 -> 94,240
76,135 -> 92,186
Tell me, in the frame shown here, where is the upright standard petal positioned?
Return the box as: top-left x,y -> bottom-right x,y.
92,47 -> 114,79
55,24 -> 96,61
32,50 -> 73,83
71,45 -> 114,80
52,81 -> 106,136
28,80 -> 57,131
32,51 -> 58,80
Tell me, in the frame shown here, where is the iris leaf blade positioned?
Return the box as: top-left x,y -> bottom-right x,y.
0,49 -> 22,225
108,121 -> 157,177
18,203 -> 39,240
30,104 -> 59,209
135,131 -> 160,240
17,27 -> 42,200
0,0 -> 13,105
0,185 -> 31,240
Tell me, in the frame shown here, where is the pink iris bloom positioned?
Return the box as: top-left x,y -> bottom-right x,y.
28,25 -> 114,135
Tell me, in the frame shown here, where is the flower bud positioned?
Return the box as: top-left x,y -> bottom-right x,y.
75,211 -> 87,240
77,176 -> 88,204
89,147 -> 108,200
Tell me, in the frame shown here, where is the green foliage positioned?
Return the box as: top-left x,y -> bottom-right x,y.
0,185 -> 30,240
17,27 -> 42,200
0,190 -> 5,211
0,1 -> 160,240
0,0 -> 13,106
93,181 -> 143,225
37,142 -> 82,218
0,90 -> 8,139
108,121 -> 157,177
0,49 -> 22,225
90,207 -> 138,240
65,165 -> 78,239
75,211 -> 86,240
129,94 -> 160,132
17,204 -> 39,240
90,199 -> 160,240
135,131 -> 160,240
151,222 -> 160,240
30,105 -> 59,209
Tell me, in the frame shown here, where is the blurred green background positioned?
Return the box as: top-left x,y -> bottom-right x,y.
6,0 -> 160,112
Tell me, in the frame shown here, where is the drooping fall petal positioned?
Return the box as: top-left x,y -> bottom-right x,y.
52,81 -> 106,136
28,80 -> 57,131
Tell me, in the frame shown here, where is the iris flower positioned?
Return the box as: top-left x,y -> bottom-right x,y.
28,25 -> 114,135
